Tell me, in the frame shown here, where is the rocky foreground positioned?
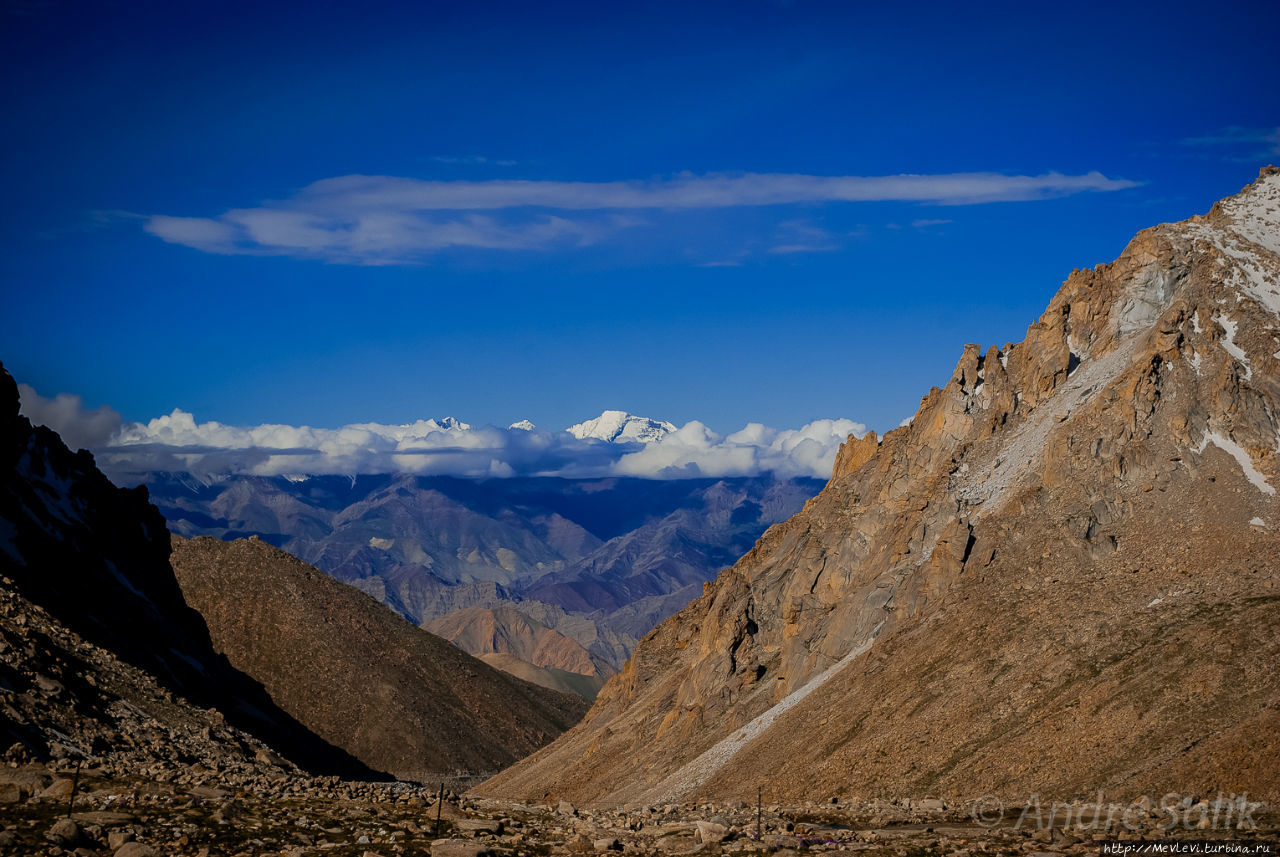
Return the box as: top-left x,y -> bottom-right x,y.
2,765 -> 1277,857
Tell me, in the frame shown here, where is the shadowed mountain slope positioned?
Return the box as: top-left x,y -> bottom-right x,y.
0,363 -> 379,779
170,535 -> 589,780
475,169 -> 1280,807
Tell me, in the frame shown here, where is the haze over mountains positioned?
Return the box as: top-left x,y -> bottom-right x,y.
478,168 -> 1280,807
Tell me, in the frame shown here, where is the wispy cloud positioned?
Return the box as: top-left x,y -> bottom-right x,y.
1180,126 -> 1280,162
768,218 -> 840,254
911,218 -> 953,228
141,169 -> 1138,265
18,385 -> 865,481
429,155 -> 518,166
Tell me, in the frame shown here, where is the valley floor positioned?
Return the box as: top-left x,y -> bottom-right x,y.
1,763 -> 1275,857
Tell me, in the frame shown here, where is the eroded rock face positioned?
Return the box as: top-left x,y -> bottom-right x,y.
475,168 -> 1280,807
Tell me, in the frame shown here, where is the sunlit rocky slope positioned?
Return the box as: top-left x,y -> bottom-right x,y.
476,168 -> 1280,807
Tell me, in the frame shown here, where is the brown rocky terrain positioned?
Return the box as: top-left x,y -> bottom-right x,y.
169,536 -> 588,781
426,606 -> 612,699
475,168 -> 1280,808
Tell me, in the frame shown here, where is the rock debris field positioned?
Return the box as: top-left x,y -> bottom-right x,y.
2,764 -> 1277,857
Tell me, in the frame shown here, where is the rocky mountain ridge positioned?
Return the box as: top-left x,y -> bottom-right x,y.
476,168 -> 1280,807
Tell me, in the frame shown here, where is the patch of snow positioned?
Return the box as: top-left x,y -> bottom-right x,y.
1146,597 -> 1163,608
508,419 -> 536,431
973,382 -> 985,395
1193,312 -> 1202,334
1218,171 -> 1280,256
1189,352 -> 1202,376
1195,431 -> 1275,496
1251,516 -> 1267,527
1214,314 -> 1253,381
1178,196 -> 1280,320
1000,349 -> 1009,369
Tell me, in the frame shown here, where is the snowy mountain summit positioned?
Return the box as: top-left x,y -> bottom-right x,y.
566,410 -> 676,444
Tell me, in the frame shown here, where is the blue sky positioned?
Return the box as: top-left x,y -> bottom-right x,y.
2,0 -> 1278,439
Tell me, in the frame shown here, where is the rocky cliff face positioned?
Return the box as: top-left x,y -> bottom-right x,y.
169,535 -> 589,780
475,168 -> 1280,807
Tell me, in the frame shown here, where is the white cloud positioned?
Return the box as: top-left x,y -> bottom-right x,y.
142,169 -> 1138,264
912,218 -> 953,228
18,384 -> 123,451
1181,126 -> 1280,160
615,418 -> 866,479
17,383 -> 866,482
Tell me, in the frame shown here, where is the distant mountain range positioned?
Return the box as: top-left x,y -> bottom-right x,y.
141,469 -> 824,695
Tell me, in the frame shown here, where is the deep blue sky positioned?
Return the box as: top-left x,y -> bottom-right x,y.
2,0 -> 1277,434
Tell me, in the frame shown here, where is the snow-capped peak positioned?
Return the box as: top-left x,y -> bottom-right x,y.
566,410 -> 677,444
433,416 -> 470,431
508,419 -> 536,431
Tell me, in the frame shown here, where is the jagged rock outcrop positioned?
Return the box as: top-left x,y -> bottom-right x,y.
0,364 -> 378,778
169,536 -> 589,780
475,168 -> 1280,807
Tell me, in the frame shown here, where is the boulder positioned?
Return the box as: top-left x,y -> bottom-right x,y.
431,838 -> 493,857
697,820 -> 728,843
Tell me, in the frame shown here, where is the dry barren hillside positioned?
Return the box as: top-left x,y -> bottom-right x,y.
170,536 -> 588,781
476,168 -> 1280,807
